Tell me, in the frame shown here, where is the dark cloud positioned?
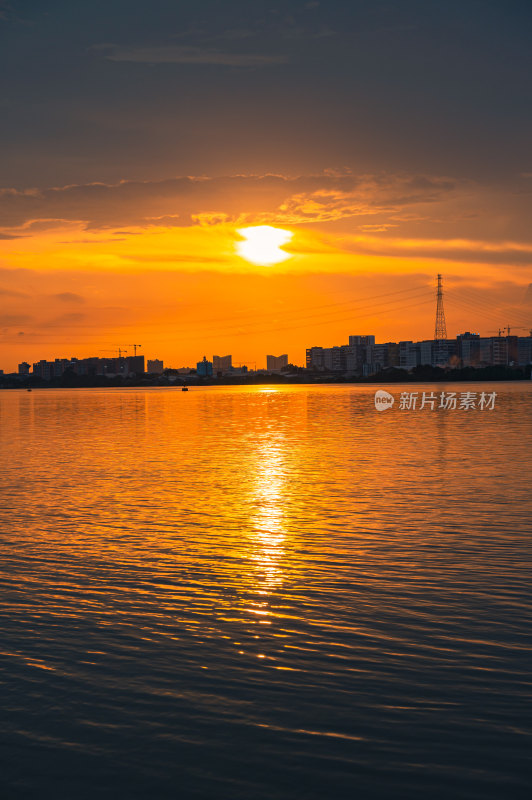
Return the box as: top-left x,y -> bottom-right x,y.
338,237 -> 532,269
0,286 -> 27,297
53,292 -> 86,303
1,313 -> 32,325
94,44 -> 289,67
1,1 -> 531,188
0,172 -> 457,231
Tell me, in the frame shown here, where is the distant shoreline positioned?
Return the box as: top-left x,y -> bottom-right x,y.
1,366 -> 531,390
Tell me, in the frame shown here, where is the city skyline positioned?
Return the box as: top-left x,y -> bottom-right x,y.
6,323 -> 532,380
2,276 -> 532,373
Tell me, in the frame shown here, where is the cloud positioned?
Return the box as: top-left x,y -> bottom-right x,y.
53,292 -> 86,303
1,313 -> 32,326
0,172 -> 457,232
125,254 -> 229,264
337,234 -> 532,268
1,171 -> 531,270
0,286 -> 27,297
93,44 -> 288,67
41,312 -> 86,328
276,175 -> 456,224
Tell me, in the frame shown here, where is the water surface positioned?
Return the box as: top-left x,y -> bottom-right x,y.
1,384 -> 531,799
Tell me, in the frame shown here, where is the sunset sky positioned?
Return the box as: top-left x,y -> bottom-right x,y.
1,0 -> 532,370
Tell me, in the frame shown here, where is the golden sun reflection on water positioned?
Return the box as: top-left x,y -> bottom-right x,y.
249,439 -> 287,593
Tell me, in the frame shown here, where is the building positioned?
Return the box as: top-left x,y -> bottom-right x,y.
306,345 -> 354,372
306,335 -> 376,374
267,354 -> 288,372
457,332 -> 481,366
124,355 -> 145,375
18,362 -> 30,375
506,336 -> 519,365
32,360 -> 53,380
213,354 -> 232,374
349,335 -> 375,346
479,337 -> 508,366
399,341 -> 420,370
197,356 -> 213,377
32,358 -> 72,378
306,330 -> 531,374
306,346 -> 324,370
491,337 -> 509,366
419,340 -> 434,366
28,355 -> 146,379
348,335 -> 375,372
147,359 -> 164,374
365,343 -> 392,374
517,335 -> 532,365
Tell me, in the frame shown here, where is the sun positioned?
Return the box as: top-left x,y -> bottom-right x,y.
236,225 -> 293,266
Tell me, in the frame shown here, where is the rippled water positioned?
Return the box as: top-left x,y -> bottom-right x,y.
1,384 -> 531,799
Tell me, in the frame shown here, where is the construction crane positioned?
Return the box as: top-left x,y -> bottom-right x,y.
488,326 -> 532,337
128,344 -> 142,356
505,326 -> 532,336
99,348 -> 127,358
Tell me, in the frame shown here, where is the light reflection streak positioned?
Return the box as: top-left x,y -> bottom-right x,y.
249,439 -> 287,594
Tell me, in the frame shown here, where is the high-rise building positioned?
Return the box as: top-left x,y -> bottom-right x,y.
348,335 -> 375,371
18,362 -> 30,375
479,337 -> 508,366
307,336 -> 376,374
197,356 -> 213,377
517,335 -> 532,365
306,345 -> 357,372
124,355 -> 145,375
306,347 -> 324,370
33,360 -> 53,380
213,354 -> 232,374
147,359 -> 164,374
348,335 -> 375,346
457,332 -> 481,366
267,354 -> 288,372
399,341 -> 421,370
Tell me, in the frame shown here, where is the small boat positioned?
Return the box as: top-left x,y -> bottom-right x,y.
182,386 -> 189,392
27,388 -> 32,392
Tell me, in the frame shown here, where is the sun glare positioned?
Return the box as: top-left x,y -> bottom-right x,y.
236,225 -> 293,266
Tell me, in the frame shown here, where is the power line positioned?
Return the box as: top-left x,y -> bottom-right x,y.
176,282 -> 432,331
447,290 -> 532,328
170,296 -> 435,342
446,295 -> 531,332
184,288 -> 433,338
449,287 -> 532,326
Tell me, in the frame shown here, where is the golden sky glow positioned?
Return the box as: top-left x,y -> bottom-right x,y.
0,175 -> 531,371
